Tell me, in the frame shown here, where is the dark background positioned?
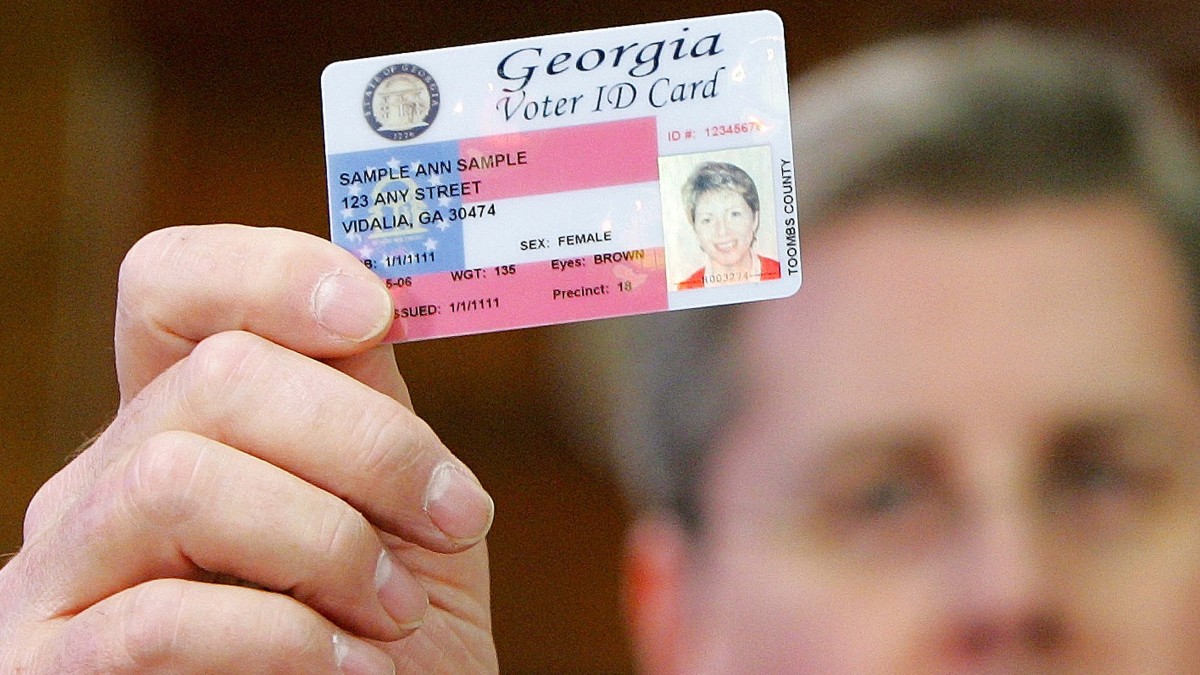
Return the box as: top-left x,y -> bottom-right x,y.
3,2 -> 1199,671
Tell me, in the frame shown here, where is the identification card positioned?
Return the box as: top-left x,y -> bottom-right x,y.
321,10 -> 800,341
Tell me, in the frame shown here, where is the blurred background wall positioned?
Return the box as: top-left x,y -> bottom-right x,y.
2,1 -> 1198,672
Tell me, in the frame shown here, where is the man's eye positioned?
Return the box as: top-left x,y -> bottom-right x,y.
1045,423 -> 1153,499
817,472 -> 943,559
854,479 -> 918,517
834,473 -> 937,527
1058,456 -> 1130,492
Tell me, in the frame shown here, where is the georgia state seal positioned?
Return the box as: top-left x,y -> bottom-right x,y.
363,64 -> 440,141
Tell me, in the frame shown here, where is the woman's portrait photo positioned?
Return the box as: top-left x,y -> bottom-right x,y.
660,147 -> 779,291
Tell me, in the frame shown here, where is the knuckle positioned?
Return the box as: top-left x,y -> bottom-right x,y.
118,228 -> 177,296
116,231 -> 172,336
123,431 -> 210,528
23,474 -> 68,543
117,579 -> 189,668
309,501 -> 373,574
254,597 -> 330,662
118,581 -> 332,671
181,331 -> 270,408
350,403 -> 436,479
117,228 -> 200,319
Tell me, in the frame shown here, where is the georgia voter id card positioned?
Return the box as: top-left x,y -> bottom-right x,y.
321,10 -> 799,342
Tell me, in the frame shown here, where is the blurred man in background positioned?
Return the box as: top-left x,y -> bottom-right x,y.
597,24 -> 1200,673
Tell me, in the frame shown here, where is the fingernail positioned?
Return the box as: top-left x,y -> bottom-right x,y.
312,271 -> 393,342
375,550 -> 428,631
332,633 -> 396,675
423,461 -> 495,546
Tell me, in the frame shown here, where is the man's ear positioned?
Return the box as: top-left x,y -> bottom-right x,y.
623,512 -> 691,675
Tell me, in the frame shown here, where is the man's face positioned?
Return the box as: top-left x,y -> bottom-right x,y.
659,198 -> 1200,673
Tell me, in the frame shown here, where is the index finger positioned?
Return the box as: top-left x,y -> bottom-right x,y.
116,224 -> 396,403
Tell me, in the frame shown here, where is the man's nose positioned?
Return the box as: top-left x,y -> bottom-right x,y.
943,504 -> 1064,658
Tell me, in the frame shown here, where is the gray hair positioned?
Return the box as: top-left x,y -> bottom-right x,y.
681,161 -> 761,225
563,24 -> 1200,532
